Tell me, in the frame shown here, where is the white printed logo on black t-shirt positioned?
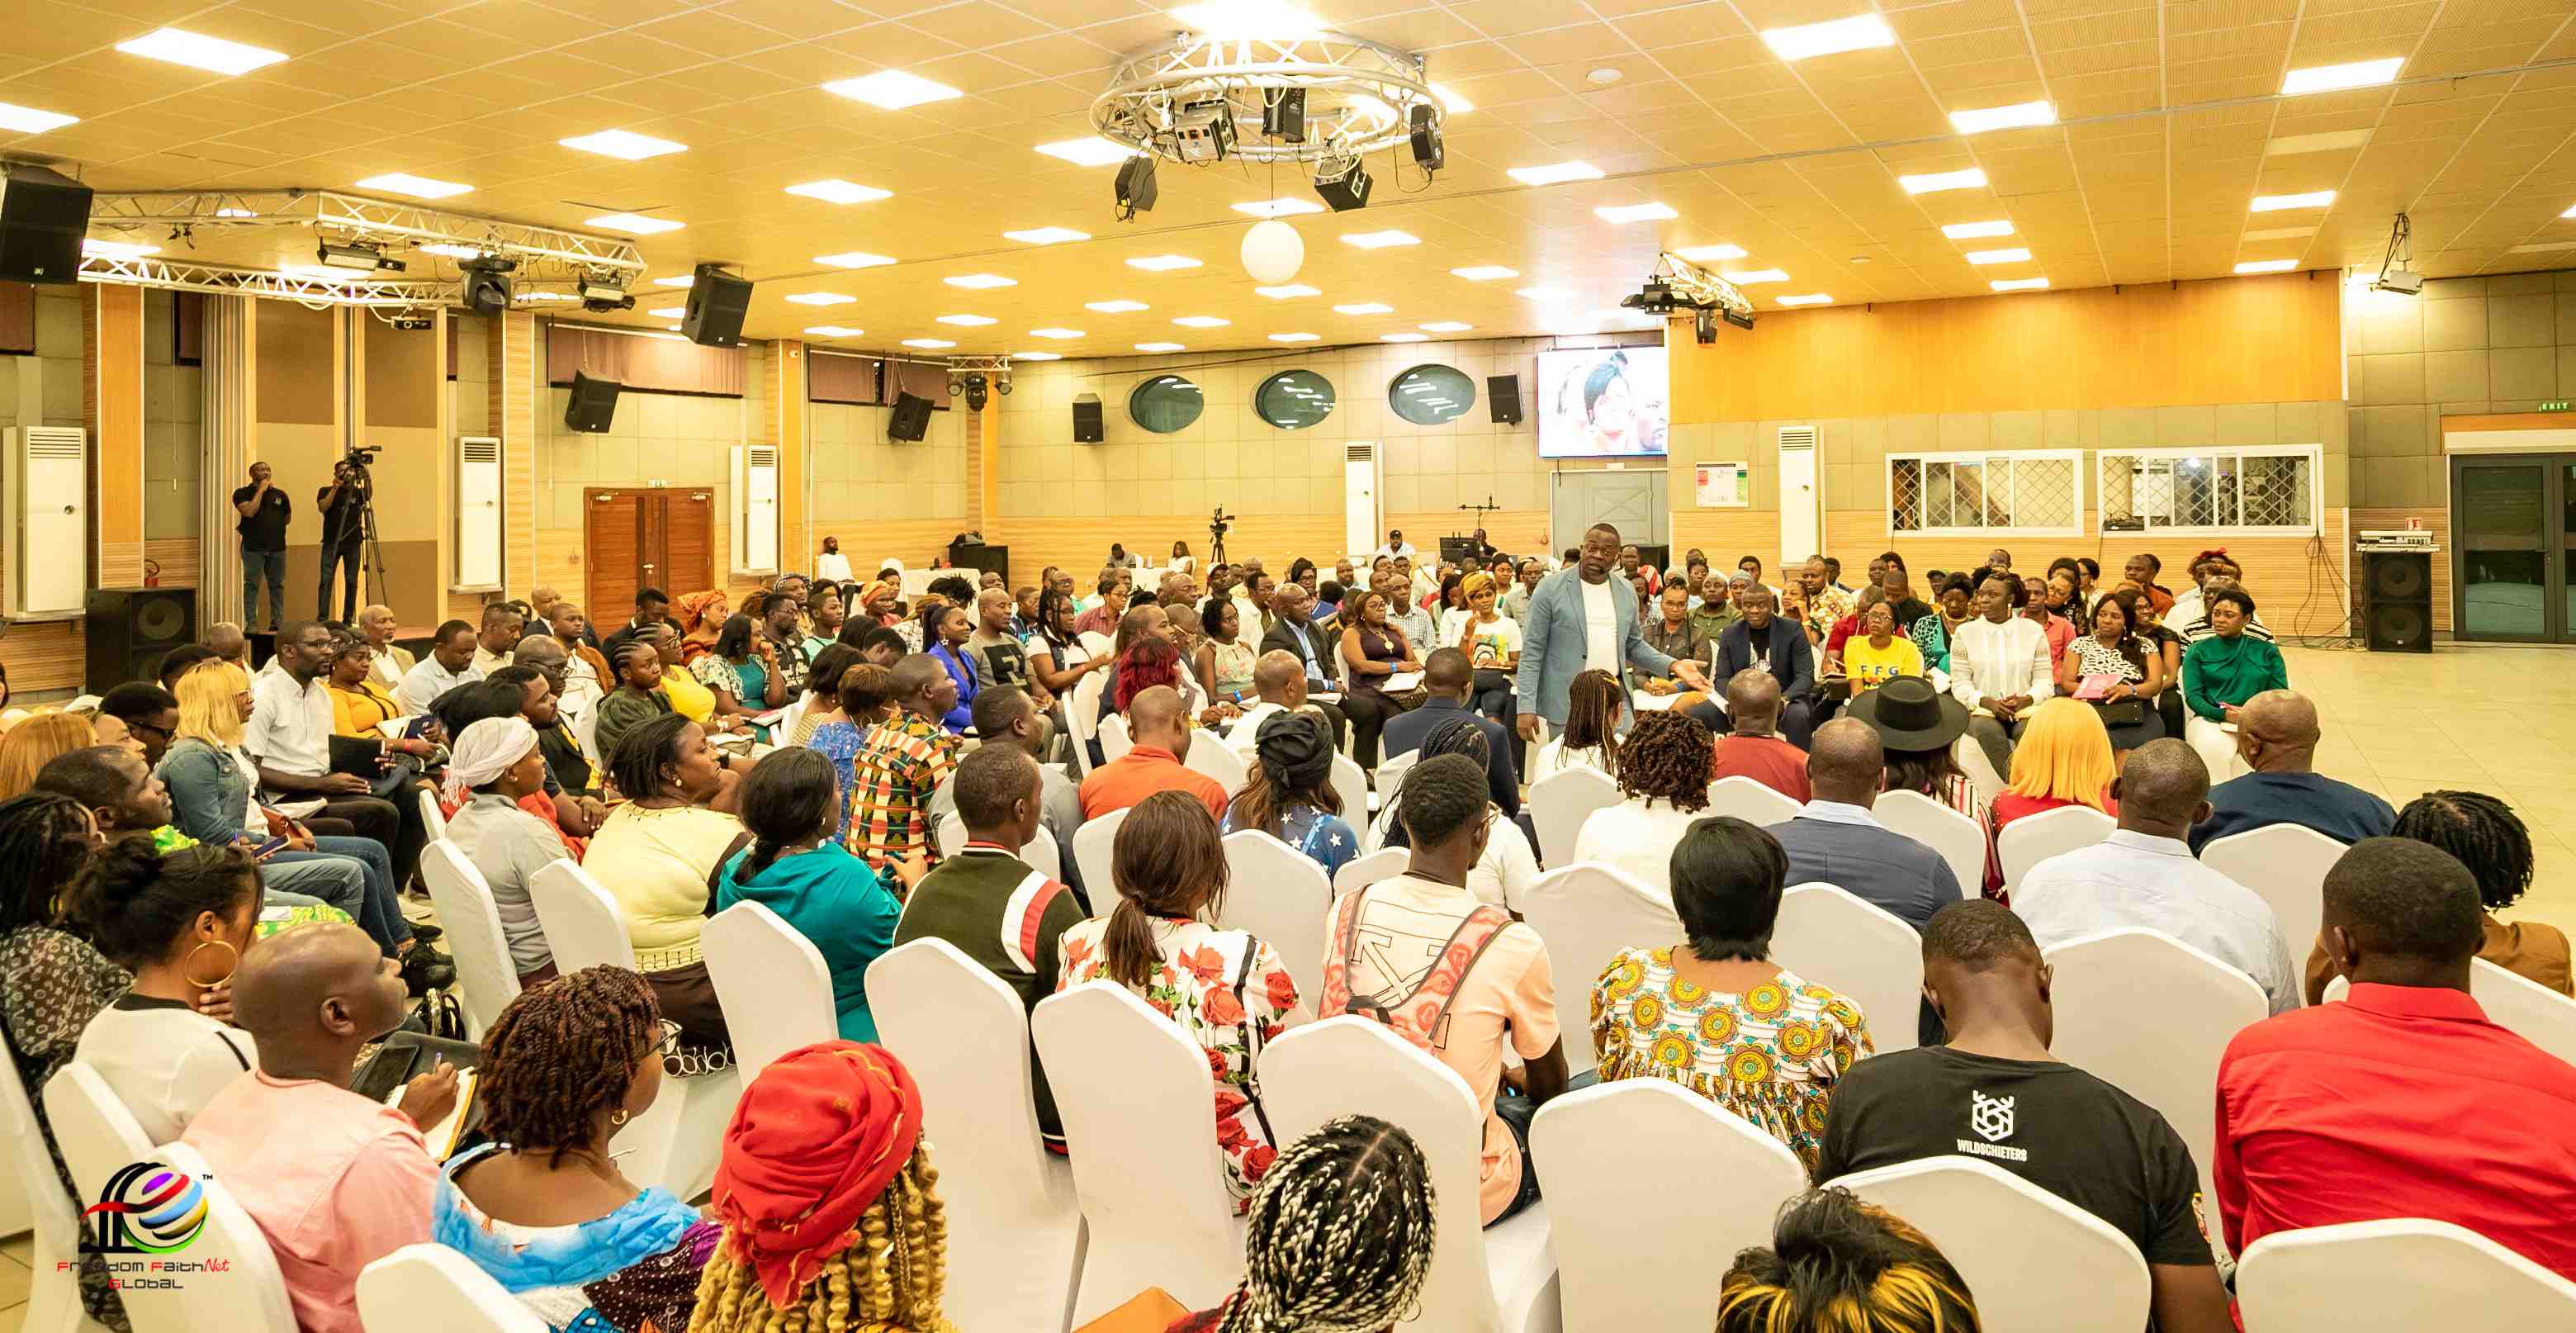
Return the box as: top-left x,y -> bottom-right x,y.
1959,1090 -> 2027,1161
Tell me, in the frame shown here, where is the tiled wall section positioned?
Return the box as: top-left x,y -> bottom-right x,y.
533,330 -> 765,535
142,289 -> 202,542
2346,268 -> 2576,507
808,391 -> 968,528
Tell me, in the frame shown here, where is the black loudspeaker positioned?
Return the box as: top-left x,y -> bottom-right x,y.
1115,156 -> 1158,216
1408,102 -> 1443,172
86,587 -> 197,691
1072,398 -> 1105,443
565,371 -> 621,432
888,391 -> 933,441
0,163 -> 93,285
681,263 -> 751,348
1264,88 -> 1306,141
2363,551 -> 2432,653
1314,159 -> 1372,211
1487,374 -> 1522,425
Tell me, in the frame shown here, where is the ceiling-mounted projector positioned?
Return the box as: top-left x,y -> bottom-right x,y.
2371,268 -> 2422,295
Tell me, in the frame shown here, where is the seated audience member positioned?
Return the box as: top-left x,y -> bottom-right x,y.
1714,1189 -> 1982,1333
323,627 -> 418,744
1910,572 -> 1974,675
1057,792 -> 1300,1206
1842,597 -> 1925,692
2014,740 -> 2297,1013
544,601 -> 613,709
69,841 -> 263,1144
1713,586 -> 1817,747
718,749 -> 905,1041
1167,1115 -> 1437,1333
1324,754 -> 1560,1227
442,717 -> 572,987
1380,648 -> 1521,816
803,586 -> 847,660
2176,555 -> 2274,644
1197,595 -> 1260,708
1073,570 -> 1129,637
1452,572 -> 1523,728
250,621 -> 429,874
471,601 -> 525,676
1641,581 -> 1709,672
355,604 -> 416,694
1949,573 -> 2053,778
845,655 -> 960,874
1532,668 -> 1624,779
0,710 -> 99,800
442,670 -> 601,847
2179,586 -> 2286,777
585,714 -> 746,1043
1338,586 -> 1427,769
807,662 -> 894,842
784,643 -> 859,748
437,968 -> 713,1333
927,686 -> 1087,893
645,623 -> 738,733
1226,648 -> 1338,758
1986,698 -> 2119,893
2304,791 -> 2569,1003
691,613 -> 789,732
1708,668 -> 1811,803
2057,589 -> 2166,751
1110,623 -> 1217,728
512,636 -> 599,798
921,599 -> 981,734
2190,689 -> 2392,852
1364,719 -> 1542,911
1593,817 -> 1869,1169
1223,712 -> 1360,880
1261,581 -> 1361,746
2023,573 -> 2077,670
597,587 -> 672,666
1080,685 -> 1229,820
182,922 -> 458,1333
2218,837 -> 2576,1280
396,619 -> 484,714
1814,901 -> 2233,1333
896,744 -> 1082,1140
688,1042 -> 954,1333
1573,709 -> 1716,894
100,681 -> 183,765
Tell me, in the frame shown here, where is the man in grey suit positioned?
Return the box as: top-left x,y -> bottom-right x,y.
1514,521 -> 1712,743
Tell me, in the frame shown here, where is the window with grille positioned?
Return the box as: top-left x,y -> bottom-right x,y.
2096,446 -> 2320,536
1887,450 -> 2084,538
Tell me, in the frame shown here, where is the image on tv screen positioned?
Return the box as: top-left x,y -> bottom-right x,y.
1536,346 -> 1669,458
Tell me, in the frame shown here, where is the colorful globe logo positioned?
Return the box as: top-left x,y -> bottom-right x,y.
84,1163 -> 211,1254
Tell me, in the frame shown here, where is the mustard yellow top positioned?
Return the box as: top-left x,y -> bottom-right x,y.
659,664 -> 717,724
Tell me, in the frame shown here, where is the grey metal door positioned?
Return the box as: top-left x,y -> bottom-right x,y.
1550,470 -> 1666,555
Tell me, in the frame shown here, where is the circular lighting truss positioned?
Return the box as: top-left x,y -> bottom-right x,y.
1092,31 -> 1442,166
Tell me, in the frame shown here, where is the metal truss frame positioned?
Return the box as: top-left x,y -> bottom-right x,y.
77,253 -> 452,307
86,190 -> 646,273
1093,31 -> 1441,165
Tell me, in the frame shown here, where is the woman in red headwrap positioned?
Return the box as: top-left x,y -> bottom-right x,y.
689,1041 -> 950,1333
675,591 -> 730,666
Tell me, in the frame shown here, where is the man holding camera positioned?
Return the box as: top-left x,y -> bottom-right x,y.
318,454 -> 372,622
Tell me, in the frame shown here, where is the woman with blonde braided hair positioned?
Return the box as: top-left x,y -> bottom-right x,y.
689,1041 -> 953,1333
1168,1114 -> 1440,1333
1715,1188 -> 1981,1332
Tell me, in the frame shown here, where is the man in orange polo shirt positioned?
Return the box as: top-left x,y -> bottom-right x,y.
1078,685 -> 1227,820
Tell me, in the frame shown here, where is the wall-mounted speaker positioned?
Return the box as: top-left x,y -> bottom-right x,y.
1487,374 -> 1522,425
1073,397 -> 1105,444
2362,550 -> 2432,653
565,371 -> 622,433
681,263 -> 752,348
0,163 -> 93,285
888,391 -> 933,441
86,587 -> 196,693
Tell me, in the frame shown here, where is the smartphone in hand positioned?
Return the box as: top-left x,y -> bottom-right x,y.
252,834 -> 290,861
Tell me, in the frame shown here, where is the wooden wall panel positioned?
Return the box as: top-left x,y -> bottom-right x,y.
1672,273 -> 2342,423
253,303 -> 335,425
91,284 -> 145,587
7,621 -> 87,694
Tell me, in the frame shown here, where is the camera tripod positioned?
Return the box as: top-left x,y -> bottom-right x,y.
318,458 -> 391,622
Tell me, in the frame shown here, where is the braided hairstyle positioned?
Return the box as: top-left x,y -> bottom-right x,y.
2394,790 -> 2535,913
0,791 -> 97,934
1560,669 -> 1624,777
1617,710 -> 1712,812
1214,1114 -> 1438,1333
479,965 -> 663,1168
64,839 -> 259,970
1384,741 -> 1490,852
732,748 -> 839,885
687,1147 -> 948,1333
610,638 -> 661,687
1716,1188 -> 1981,1333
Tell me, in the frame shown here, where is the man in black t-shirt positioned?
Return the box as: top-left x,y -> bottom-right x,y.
315,458 -> 371,623
231,461 -> 292,632
1815,901 -> 2234,1333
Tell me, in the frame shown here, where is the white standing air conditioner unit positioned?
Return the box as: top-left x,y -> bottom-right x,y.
733,444 -> 779,574
9,426 -> 88,615
1343,442 -> 1380,563
1776,424 -> 1820,569
454,436 -> 502,591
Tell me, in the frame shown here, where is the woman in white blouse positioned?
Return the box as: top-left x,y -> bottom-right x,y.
1570,709 -> 1715,896
1363,718 -> 1541,912
70,839 -> 261,1144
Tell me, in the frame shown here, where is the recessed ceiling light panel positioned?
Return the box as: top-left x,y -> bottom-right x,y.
1991,277 -> 2050,292
1173,315 -> 1229,327
1035,137 -> 1141,166
1086,299 -> 1149,312
1135,341 -> 1186,352
559,130 -> 685,159
1254,285 -> 1319,299
1949,100 -> 2054,134
1963,248 -> 2031,264
356,173 -> 471,199
1760,13 -> 1896,62
1128,254 -> 1201,271
815,251 -> 897,268
1005,226 -> 1091,244
901,338 -> 956,349
0,101 -> 78,134
937,314 -> 997,325
2251,191 -> 2336,211
1451,265 -> 1518,281
584,212 -> 683,235
825,69 -> 963,109
1030,327 -> 1084,339
1941,220 -> 2015,239
1900,168 -> 1987,194
1594,202 -> 1678,224
1342,230 -> 1419,248
2233,259 -> 2298,273
1506,161 -> 1603,187
1270,332 -> 1319,342
785,179 -> 893,204
1333,302 -> 1393,314
112,27 -> 286,75
2280,56 -> 2403,96
945,273 -> 1015,288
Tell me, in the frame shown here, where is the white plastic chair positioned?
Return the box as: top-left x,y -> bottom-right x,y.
1770,882 -> 1923,1054
1184,732 -> 1248,791
1704,774 -> 1801,827
1830,1155 -> 2150,1333
703,899 -> 839,1080
149,1143 -> 304,1333
1070,806 -> 1131,914
1529,766 -> 1621,868
526,858 -> 626,974
419,839 -> 520,1037
1329,750 -> 1370,819
1872,788 -> 1987,895
0,1033 -> 94,1333
2334,961 -> 2576,1069
574,702 -> 603,769
1333,844 -> 1411,899
1995,804 -> 2115,892
1518,862 -> 1683,1070
2236,1217 -> 2576,1331
868,940 -> 1086,1333
46,1062 -> 197,1333
358,1244 -> 547,1333
1259,1018 -> 1560,1333
416,785 -> 448,841
775,695 -> 808,743
1375,747 -> 1419,801
2042,927 -> 2266,1255
2200,823 -> 2347,984
1218,829 -> 1333,1001
1096,712 -> 1134,762
1067,668 -> 1107,779
1531,1080 -> 1804,1333
934,813 -> 1064,881
1032,982 -> 1245,1325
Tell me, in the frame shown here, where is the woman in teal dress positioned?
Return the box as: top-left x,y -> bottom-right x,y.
2180,586 -> 2288,776
689,613 -> 786,741
715,747 -> 905,1041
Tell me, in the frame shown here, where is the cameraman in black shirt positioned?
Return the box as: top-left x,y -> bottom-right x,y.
317,454 -> 372,622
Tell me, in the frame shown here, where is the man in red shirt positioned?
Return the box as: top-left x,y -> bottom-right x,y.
1077,685 -> 1228,821
2214,837 -> 2576,1278
1704,668 -> 1810,802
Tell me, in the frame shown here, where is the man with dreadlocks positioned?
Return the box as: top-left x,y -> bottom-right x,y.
1361,717 -> 1542,912
438,967 -> 721,1333
1166,1114 -> 1441,1332
1326,751 -> 1565,1228
2302,790 -> 2569,1003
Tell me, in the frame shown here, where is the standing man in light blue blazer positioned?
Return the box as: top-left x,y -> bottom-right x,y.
1516,522 -> 1713,742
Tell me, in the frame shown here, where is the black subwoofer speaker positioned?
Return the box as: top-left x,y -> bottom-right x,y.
888,391 -> 933,441
0,163 -> 92,285
680,263 -> 752,348
565,371 -> 622,432
1487,374 -> 1522,425
87,587 -> 197,692
2363,550 -> 2432,653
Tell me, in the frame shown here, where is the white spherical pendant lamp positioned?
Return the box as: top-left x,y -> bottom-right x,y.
1241,219 -> 1304,284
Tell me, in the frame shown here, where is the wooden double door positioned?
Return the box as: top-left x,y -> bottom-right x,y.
585,487 -> 714,618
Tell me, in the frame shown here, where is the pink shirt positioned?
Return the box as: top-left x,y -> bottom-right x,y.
182,1071 -> 437,1333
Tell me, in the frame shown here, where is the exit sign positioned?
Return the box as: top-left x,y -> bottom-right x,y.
2541,401 -> 2571,412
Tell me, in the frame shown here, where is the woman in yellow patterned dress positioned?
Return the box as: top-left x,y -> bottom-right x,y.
1590,815 -> 1873,1168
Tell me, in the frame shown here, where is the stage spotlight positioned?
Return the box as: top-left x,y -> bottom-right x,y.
1722,307 -> 1754,330
951,372 -> 991,410
458,256 -> 516,315
389,310 -> 433,331
1694,308 -> 1717,344
1314,156 -> 1372,211
1115,155 -> 1158,221
578,272 -> 633,312
1408,102 -> 1443,173
1263,88 -> 1307,142
317,240 -> 402,273
1174,100 -> 1235,162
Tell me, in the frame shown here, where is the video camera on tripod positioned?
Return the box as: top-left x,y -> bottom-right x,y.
335,444 -> 381,482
